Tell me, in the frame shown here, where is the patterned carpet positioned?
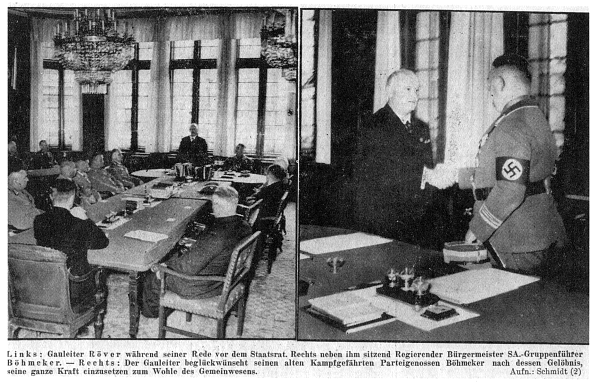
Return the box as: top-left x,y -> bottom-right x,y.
14,203 -> 297,339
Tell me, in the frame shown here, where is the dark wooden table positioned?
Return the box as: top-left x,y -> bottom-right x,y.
299,226 -> 589,343
9,179 -> 207,338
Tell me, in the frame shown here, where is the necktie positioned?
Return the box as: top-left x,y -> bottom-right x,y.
405,120 -> 413,134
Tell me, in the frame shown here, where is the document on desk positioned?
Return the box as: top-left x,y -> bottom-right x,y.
300,233 -> 393,255
429,268 -> 540,305
124,230 -> 169,243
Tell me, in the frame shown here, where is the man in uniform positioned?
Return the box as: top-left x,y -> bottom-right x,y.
87,153 -> 126,197
107,149 -> 143,188
31,140 -> 57,169
465,54 -> 566,275
8,169 -> 43,231
223,143 -> 254,172
354,69 -> 436,246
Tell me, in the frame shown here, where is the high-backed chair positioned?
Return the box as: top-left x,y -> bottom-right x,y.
237,199 -> 263,227
255,191 -> 289,274
152,231 -> 261,339
8,244 -> 106,339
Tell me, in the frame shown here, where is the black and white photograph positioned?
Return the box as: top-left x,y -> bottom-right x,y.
299,8 -> 589,343
7,6 -> 297,339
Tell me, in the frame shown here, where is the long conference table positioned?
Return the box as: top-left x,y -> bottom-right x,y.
299,225 -> 589,343
9,176 -> 225,338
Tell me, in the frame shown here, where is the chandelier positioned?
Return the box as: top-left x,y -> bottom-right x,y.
53,9 -> 136,94
261,10 -> 297,81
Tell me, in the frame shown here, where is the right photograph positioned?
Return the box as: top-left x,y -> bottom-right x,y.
298,9 -> 588,342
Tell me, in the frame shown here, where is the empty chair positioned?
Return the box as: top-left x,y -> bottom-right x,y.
153,231 -> 261,338
8,244 -> 107,338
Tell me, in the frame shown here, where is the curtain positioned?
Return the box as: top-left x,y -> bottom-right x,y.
373,11 -> 402,112
315,10 -> 332,164
444,12 -> 503,170
29,12 -> 264,155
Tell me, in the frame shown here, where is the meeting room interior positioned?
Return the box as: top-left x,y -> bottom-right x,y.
299,9 -> 588,342
8,7 -> 297,339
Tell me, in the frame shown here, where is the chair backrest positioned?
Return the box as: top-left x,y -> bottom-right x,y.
218,231 -> 261,309
275,191 -> 289,221
8,244 -> 73,324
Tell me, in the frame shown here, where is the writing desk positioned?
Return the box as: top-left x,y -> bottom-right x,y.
211,170 -> 266,185
299,226 -> 589,343
9,183 -> 206,338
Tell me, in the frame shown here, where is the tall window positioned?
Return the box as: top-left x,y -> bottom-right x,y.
529,13 -> 567,152
235,38 -> 288,157
170,39 -> 218,151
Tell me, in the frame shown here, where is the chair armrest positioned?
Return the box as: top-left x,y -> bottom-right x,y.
151,264 -> 226,283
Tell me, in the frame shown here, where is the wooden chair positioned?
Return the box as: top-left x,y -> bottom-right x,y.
153,231 -> 261,339
256,191 -> 289,274
8,244 -> 107,339
236,199 -> 263,227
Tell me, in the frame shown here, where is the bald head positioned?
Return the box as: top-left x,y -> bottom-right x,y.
211,185 -> 239,218
488,64 -> 531,112
9,170 -> 28,191
8,141 -> 17,156
386,69 -> 420,120
59,161 -> 77,179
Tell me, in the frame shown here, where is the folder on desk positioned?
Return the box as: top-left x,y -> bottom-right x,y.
308,292 -> 383,327
429,268 -> 540,305
124,230 -> 169,243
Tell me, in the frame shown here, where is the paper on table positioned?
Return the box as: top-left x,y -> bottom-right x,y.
124,230 -> 169,243
300,253 -> 312,260
300,233 -> 393,255
429,268 -> 540,305
96,217 -> 130,231
352,285 -> 479,331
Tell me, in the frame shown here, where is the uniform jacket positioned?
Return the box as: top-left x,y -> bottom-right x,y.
223,155 -> 254,172
178,135 -> 208,166
353,103 -> 434,241
8,188 -> 43,230
73,171 -> 101,203
107,161 -> 142,188
87,168 -> 123,194
469,98 -> 566,253
31,150 -> 56,169
166,216 -> 252,299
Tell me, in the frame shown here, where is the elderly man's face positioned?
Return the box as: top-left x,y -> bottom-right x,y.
189,125 -> 198,137
76,160 -> 90,172
13,170 -> 29,191
112,150 -> 123,163
390,73 -> 420,116
40,141 -> 49,152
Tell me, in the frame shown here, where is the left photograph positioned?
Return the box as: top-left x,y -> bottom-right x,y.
7,7 -> 297,339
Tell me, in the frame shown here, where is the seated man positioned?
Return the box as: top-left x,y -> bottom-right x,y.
223,143 -> 253,172
8,140 -> 25,173
87,153 -> 126,196
34,179 -> 108,304
31,140 -> 57,169
247,164 -> 287,233
142,185 -> 252,318
107,149 -> 142,188
73,159 -> 102,205
8,169 -> 44,231
178,123 -> 208,167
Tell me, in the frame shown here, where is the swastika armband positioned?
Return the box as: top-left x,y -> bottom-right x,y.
495,157 -> 530,184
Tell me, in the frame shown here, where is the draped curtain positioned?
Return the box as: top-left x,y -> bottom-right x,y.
444,12 -> 504,170
29,12 -> 298,158
373,11 -> 402,112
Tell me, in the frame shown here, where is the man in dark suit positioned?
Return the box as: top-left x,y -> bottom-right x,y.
141,185 -> 252,318
354,69 -> 436,246
33,179 -> 109,305
247,164 -> 287,233
178,123 -> 208,167
465,54 -> 566,275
